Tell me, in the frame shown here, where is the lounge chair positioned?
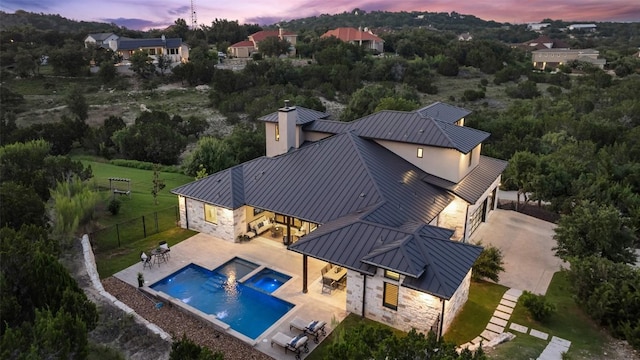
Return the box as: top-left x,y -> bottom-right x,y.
271,332 -> 309,359
290,317 -> 327,343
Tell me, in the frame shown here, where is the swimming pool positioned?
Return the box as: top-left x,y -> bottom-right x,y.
150,260 -> 294,339
244,268 -> 292,294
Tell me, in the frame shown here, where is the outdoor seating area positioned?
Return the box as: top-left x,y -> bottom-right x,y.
289,317 -> 327,344
320,263 -> 347,294
140,241 -> 171,269
271,332 -> 309,359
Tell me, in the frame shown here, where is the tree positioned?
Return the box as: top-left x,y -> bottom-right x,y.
472,242 -> 505,282
340,84 -> 395,121
374,97 -> 419,112
129,50 -> 155,78
65,85 -> 89,121
553,201 -> 637,264
98,60 -> 117,83
0,182 -> 46,229
258,36 -> 291,57
503,151 -> 539,208
48,40 -> 88,76
156,54 -> 173,76
151,164 -> 166,205
182,137 -> 235,177
14,47 -> 37,77
437,56 -> 459,76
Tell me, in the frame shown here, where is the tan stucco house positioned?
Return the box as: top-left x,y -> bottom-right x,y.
321,27 -> 384,53
229,28 -> 297,58
172,101 -> 506,337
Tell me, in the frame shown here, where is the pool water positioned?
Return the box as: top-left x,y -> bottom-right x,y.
213,257 -> 259,280
150,261 -> 294,339
244,268 -> 292,294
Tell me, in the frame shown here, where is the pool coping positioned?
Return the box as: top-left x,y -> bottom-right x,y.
142,258 -> 299,347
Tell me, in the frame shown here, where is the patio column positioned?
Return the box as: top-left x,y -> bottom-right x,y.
302,255 -> 308,293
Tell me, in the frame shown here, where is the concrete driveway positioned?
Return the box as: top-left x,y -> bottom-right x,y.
470,209 -> 566,295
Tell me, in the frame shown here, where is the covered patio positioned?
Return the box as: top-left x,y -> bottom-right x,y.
114,232 -> 348,359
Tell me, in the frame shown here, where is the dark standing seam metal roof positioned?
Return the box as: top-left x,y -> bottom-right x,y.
289,220 -> 482,299
422,156 -> 508,204
302,111 -> 489,154
258,106 -> 331,125
417,102 -> 471,124
116,38 -> 183,50
172,131 -> 452,225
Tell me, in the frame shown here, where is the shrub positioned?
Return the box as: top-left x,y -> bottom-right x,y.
472,241 -> 505,282
462,89 -> 485,102
170,334 -> 223,360
107,198 -> 121,215
520,291 -> 555,322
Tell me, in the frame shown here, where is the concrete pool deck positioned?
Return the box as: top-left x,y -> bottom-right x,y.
114,233 -> 349,359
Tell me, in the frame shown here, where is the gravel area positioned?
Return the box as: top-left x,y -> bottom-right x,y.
102,277 -> 273,360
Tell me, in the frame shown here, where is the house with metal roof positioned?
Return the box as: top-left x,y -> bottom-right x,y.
171,101 -> 506,336
84,33 -> 189,64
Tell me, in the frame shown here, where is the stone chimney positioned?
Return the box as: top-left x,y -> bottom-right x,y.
277,100 -> 297,155
278,27 -> 284,39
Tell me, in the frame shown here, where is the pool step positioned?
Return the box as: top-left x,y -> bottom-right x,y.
201,276 -> 227,291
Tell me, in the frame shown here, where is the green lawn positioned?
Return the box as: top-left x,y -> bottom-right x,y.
78,158 -> 194,227
444,280 -> 508,345
493,271 -> 608,359
95,227 -> 197,278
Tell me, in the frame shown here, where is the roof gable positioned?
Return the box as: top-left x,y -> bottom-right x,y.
290,219 -> 482,299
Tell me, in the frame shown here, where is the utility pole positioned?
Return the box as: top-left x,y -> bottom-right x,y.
190,0 -> 197,30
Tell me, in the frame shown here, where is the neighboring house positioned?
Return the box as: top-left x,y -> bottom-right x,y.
515,35 -> 570,51
567,24 -> 597,31
527,23 -> 550,32
108,35 -> 189,64
84,32 -> 119,48
532,48 -> 606,70
229,28 -> 297,58
321,27 -> 384,53
458,32 -> 473,41
171,101 -> 506,336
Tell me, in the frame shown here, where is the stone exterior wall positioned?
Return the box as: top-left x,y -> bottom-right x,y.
437,197 -> 468,241
179,197 -> 236,242
442,270 -> 472,333
347,268 -> 442,334
346,268 -> 472,335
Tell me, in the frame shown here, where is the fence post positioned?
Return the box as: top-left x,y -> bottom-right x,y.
116,224 -> 121,248
143,216 -> 147,238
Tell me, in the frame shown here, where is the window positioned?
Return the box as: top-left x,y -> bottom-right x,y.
468,148 -> 474,167
148,48 -> 156,55
383,282 -> 399,310
204,204 -> 217,224
384,270 -> 400,281
417,148 -> 423,158
275,124 -> 280,141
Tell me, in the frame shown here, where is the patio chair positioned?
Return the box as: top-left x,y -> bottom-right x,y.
271,332 -> 309,359
290,317 -> 327,343
141,252 -> 152,269
336,276 -> 347,291
321,277 -> 335,294
158,241 -> 170,260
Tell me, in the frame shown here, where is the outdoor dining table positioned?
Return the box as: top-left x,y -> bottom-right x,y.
150,247 -> 169,266
324,267 -> 347,282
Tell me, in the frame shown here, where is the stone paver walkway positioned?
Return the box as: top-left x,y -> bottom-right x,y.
459,288 -> 572,360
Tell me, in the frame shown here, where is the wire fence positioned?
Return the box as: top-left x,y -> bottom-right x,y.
89,206 -> 179,251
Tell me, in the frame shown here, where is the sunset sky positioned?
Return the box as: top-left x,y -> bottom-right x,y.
2,0 -> 639,30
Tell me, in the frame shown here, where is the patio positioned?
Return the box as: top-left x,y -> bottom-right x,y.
114,232 -> 349,359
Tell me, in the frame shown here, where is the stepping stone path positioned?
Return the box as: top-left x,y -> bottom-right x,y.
459,288 -> 572,360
